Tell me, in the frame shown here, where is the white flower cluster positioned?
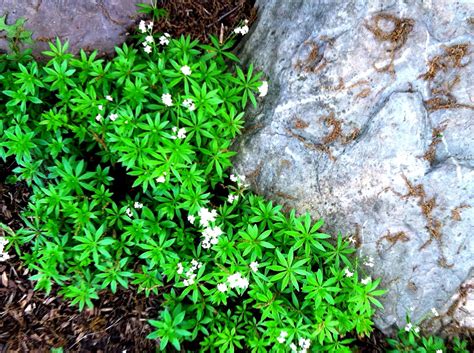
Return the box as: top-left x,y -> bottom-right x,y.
138,20 -> 154,53
234,20 -> 249,35
139,20 -> 153,34
162,93 -> 173,107
361,276 -> 371,285
187,214 -> 195,224
277,331 -> 310,353
180,65 -> 192,76
198,207 -> 217,227
436,350 -> 443,353
404,322 -> 420,333
201,225 -> 223,249
171,126 -> 187,140
182,98 -> 195,111
159,32 -> 171,46
178,259 -> 203,286
227,272 -> 249,290
249,261 -> 259,273
277,331 -> 288,344
258,80 -> 268,97
156,172 -> 167,183
344,268 -> 354,278
125,201 -> 144,217
230,173 -> 249,188
227,194 -> 238,203
364,255 -> 375,268
196,207 -> 224,249
0,237 -> 10,262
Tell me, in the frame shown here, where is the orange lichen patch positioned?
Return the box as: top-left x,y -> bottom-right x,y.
342,127 -> 361,145
376,230 -> 410,255
365,13 -> 414,74
293,117 -> 309,129
321,112 -> 343,144
294,40 -> 328,73
423,124 -> 446,163
355,87 -> 371,99
401,174 -> 426,199
420,43 -> 474,111
285,128 -> 336,161
346,79 -> 370,89
365,13 -> 414,48
451,204 -> 471,221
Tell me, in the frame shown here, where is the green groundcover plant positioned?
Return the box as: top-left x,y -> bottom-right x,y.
0,10 -> 391,353
387,319 -> 469,353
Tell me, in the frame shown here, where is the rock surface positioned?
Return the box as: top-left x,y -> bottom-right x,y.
235,0 -> 474,334
0,0 -> 143,55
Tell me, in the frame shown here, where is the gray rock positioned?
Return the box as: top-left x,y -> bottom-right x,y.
235,0 -> 474,334
0,0 -> 143,55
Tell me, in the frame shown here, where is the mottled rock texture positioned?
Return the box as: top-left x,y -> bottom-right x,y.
0,0 -> 142,54
234,0 -> 474,334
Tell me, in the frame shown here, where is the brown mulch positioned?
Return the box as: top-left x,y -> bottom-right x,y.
151,0 -> 257,44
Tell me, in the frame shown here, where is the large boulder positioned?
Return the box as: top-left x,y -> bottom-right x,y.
0,0 -> 143,54
234,0 -> 474,334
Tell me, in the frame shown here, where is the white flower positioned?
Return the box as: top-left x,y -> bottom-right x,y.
156,173 -> 166,183
344,268 -> 354,277
280,331 -> 288,338
404,323 -> 412,332
98,104 -> 104,110
227,194 -> 238,203
277,336 -> 286,344
95,114 -> 102,122
180,65 -> 192,76
361,276 -> 371,285
162,93 -> 173,107
177,128 -> 186,139
250,261 -> 259,273
105,95 -> 113,102
145,35 -> 154,43
227,272 -> 249,289
217,283 -> 228,293
191,259 -> 202,270
177,262 -> 184,275
201,226 -> 223,248
198,207 -> 218,227
258,81 -> 268,97
126,207 -> 133,217
0,253 -> 10,262
109,113 -> 118,121
348,236 -> 356,244
187,215 -> 195,224
413,326 -> 420,333
436,350 -> 443,353
431,307 -> 439,316
144,45 -> 152,54
364,255 -> 375,268
234,24 -> 249,35
299,338 -> 311,350
289,343 -> 298,352
182,98 -> 196,111
159,35 -> 170,46
139,20 -> 147,33
133,201 -> 143,209
230,174 -> 238,182
147,21 -> 153,31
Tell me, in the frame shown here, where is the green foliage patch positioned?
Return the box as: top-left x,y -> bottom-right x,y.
0,13 -> 388,353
